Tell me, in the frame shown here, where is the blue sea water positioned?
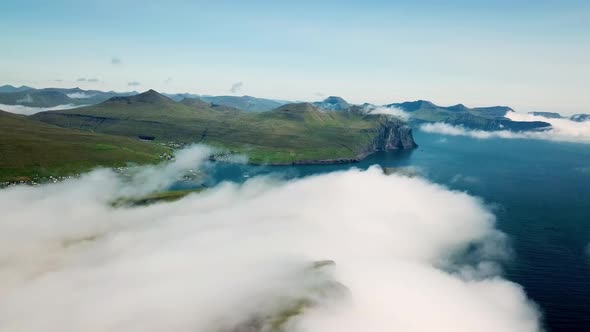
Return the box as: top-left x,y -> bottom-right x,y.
181,130 -> 590,332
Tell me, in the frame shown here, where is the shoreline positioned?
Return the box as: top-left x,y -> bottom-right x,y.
214,146 -> 417,167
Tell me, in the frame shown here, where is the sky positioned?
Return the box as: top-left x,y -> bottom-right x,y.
0,0 -> 589,114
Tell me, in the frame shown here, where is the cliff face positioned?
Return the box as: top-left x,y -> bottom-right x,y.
360,118 -> 417,158
372,122 -> 417,150
270,119 -> 417,166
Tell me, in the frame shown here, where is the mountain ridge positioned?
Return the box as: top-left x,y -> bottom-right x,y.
31,90 -> 416,165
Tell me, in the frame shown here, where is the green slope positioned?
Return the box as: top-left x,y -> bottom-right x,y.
32,90 -> 416,164
0,110 -> 170,182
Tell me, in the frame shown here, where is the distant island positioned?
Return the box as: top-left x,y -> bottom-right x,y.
528,111 -> 590,122
384,100 -> 551,131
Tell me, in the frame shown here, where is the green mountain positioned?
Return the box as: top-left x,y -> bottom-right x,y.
0,110 -> 169,182
199,95 -> 286,112
32,90 -> 416,165
388,100 -> 550,131
0,85 -> 34,93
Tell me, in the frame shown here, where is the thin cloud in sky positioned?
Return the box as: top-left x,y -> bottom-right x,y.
128,81 -> 141,86
230,81 -> 244,94
76,78 -> 99,83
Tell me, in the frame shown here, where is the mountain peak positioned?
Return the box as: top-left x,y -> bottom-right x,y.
323,96 -> 347,103
135,90 -> 172,103
313,96 -> 351,111
391,100 -> 437,112
448,104 -> 469,112
105,89 -> 172,105
0,85 -> 35,93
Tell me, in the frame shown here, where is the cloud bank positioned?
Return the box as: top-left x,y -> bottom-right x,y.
506,112 -> 590,143
367,106 -> 411,120
66,92 -> 96,99
0,103 -> 85,115
420,123 -> 524,139
421,113 -> 590,144
0,146 -> 541,332
77,78 -> 99,82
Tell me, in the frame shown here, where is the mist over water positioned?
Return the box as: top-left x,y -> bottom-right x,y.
0,145 -> 542,332
0,103 -> 85,115
420,113 -> 590,144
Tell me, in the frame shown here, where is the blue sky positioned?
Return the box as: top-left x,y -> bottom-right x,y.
1,0 -> 589,114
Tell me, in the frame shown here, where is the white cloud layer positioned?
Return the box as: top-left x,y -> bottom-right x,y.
506,112 -> 590,142
66,92 -> 96,99
0,103 -> 85,116
421,113 -> 590,143
0,146 -> 541,332
367,106 -> 411,120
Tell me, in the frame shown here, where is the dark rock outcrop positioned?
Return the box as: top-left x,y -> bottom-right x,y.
571,114 -> 590,122
360,116 -> 417,158
371,121 -> 417,151
529,111 -> 563,118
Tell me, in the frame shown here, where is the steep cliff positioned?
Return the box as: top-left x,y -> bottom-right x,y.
358,116 -> 417,159
284,115 -> 417,165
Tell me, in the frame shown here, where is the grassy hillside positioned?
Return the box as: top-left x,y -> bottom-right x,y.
0,110 -> 170,182
33,90 -> 415,164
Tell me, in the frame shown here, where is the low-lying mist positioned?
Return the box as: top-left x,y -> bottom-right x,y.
421,113 -> 590,143
0,103 -> 85,115
0,146 -> 542,332
366,106 -> 411,120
